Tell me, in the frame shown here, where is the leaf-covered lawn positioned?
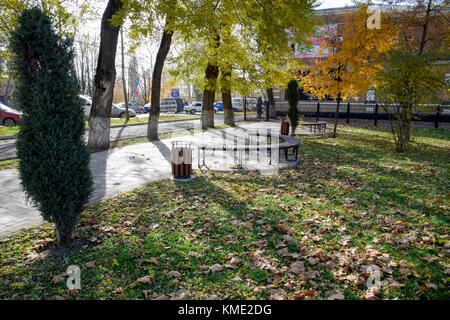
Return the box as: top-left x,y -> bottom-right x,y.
0,125 -> 448,300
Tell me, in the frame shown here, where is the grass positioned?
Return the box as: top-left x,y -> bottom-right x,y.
109,114 -> 197,126
0,125 -> 448,300
234,111 -> 257,115
0,126 -> 19,136
0,159 -> 19,171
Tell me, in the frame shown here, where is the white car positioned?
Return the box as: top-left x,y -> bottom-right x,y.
79,95 -> 136,119
232,97 -> 243,111
79,94 -> 92,120
184,101 -> 218,114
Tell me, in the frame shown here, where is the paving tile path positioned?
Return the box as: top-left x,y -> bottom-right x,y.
0,121 -> 312,238
0,114 -> 249,161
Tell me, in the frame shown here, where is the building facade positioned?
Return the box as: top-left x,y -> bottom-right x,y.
273,5 -> 450,112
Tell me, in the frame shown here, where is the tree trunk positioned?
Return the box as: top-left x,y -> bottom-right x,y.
202,32 -> 220,130
222,89 -> 234,126
404,118 -> 411,141
80,42 -> 85,93
4,78 -> 12,104
221,68 -> 234,126
86,50 -> 91,96
418,0 -> 432,55
332,93 -> 341,138
56,222 -> 72,244
403,103 -> 414,141
396,114 -> 408,153
202,62 -> 219,129
147,22 -> 173,141
187,82 -> 192,104
266,88 -> 276,119
88,0 -> 123,151
120,28 -> 129,121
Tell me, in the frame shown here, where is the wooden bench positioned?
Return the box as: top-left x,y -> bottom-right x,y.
299,121 -> 327,133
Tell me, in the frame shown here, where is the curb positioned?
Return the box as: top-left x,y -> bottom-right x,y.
109,117 -> 200,128
0,134 -> 16,140
0,117 -> 201,139
0,156 -> 19,161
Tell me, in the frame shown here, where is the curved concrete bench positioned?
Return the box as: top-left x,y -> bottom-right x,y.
197,133 -> 299,152
196,133 -> 300,171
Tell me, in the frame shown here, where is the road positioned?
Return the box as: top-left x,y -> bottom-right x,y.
0,113 -> 249,161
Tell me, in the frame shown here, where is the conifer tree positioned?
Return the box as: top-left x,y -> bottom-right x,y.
10,7 -> 92,244
286,79 -> 300,136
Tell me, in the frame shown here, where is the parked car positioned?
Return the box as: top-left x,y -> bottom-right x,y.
184,101 -> 219,114
184,101 -> 202,114
175,98 -> 189,112
232,98 -> 244,111
0,103 -> 22,126
159,97 -> 188,113
143,103 -> 151,113
112,103 -> 137,118
118,102 -> 145,114
228,97 -> 257,111
246,97 -> 257,111
79,94 -> 92,120
214,101 -> 238,112
159,97 -> 177,112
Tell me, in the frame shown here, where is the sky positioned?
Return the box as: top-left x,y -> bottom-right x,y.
318,0 -> 356,9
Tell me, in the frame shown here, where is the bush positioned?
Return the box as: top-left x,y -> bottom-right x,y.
374,49 -> 447,152
286,79 -> 300,135
10,7 -> 92,243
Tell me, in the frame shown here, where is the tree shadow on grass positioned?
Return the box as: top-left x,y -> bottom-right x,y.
2,123 -> 448,299
149,140 -> 172,164
1,161 -> 447,299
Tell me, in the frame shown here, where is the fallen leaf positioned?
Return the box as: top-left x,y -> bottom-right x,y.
288,261 -> 305,274
210,264 -> 224,272
168,271 -> 182,278
328,292 -> 345,300
137,275 -> 154,284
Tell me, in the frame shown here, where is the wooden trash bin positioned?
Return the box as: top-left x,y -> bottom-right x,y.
280,121 -> 290,135
171,141 -> 192,179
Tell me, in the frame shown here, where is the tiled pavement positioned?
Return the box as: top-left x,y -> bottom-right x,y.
0,122 -> 313,238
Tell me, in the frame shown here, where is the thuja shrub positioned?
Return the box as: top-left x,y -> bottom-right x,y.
10,7 -> 92,243
286,79 -> 300,136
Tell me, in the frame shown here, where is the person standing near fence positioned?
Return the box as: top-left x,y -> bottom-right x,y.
256,97 -> 263,119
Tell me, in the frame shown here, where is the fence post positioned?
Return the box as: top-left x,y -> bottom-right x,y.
316,102 -> 320,122
244,96 -> 247,121
346,102 -> 350,124
435,105 -> 441,129
374,103 -> 379,126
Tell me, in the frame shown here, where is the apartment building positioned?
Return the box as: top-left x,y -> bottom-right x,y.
273,5 -> 449,108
